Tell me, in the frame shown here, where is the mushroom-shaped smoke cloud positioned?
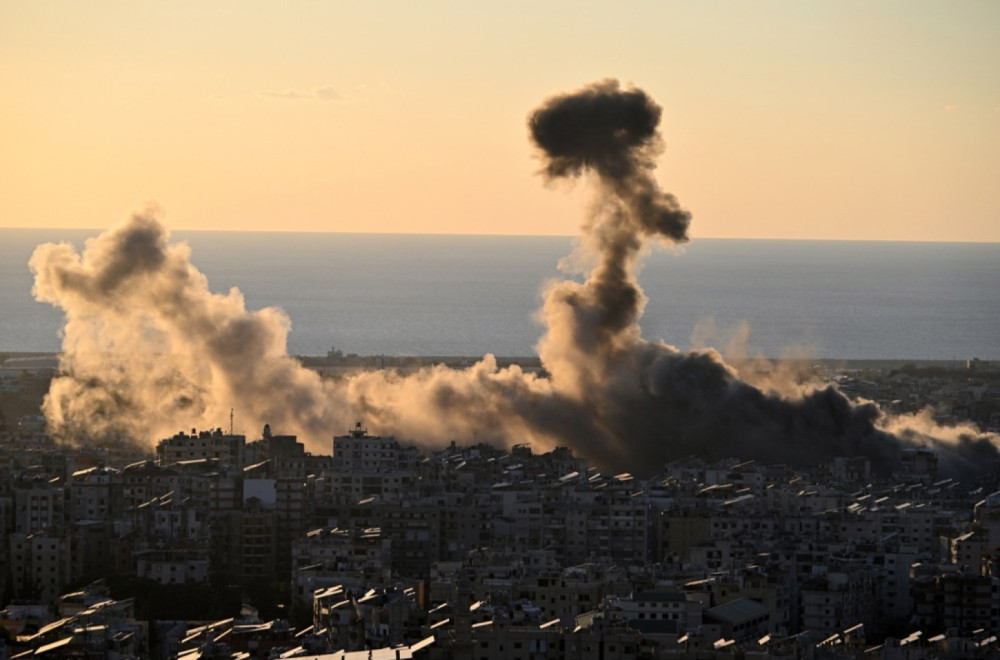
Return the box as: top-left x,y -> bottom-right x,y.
29,81 -> 999,478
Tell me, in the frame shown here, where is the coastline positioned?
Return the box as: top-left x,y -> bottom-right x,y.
1,351 -> 980,373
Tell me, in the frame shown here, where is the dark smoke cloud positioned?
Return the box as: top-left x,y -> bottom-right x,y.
529,78 -> 690,243
29,81 -> 999,479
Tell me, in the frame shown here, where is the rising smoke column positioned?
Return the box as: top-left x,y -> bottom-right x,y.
521,79 -> 998,475
30,81 -> 999,477
519,79 -> 889,471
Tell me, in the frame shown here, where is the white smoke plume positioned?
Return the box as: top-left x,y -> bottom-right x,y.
30,80 -> 999,478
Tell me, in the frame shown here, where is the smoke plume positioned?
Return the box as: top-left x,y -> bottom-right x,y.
30,80 -> 999,478
30,210 -> 350,447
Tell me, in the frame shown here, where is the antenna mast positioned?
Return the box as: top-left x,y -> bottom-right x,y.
230,408 -> 234,435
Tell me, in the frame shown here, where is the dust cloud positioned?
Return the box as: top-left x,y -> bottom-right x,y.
29,81 -> 998,478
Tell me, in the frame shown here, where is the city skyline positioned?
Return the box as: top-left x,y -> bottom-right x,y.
2,1 -> 999,242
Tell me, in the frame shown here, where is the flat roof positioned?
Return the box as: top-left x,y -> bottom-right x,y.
706,598 -> 769,625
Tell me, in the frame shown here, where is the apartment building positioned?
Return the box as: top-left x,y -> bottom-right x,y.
156,428 -> 246,466
14,476 -> 64,534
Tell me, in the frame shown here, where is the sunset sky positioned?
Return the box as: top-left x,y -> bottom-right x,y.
2,1 -> 998,242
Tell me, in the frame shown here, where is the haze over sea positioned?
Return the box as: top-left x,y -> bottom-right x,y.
2,229 -> 997,361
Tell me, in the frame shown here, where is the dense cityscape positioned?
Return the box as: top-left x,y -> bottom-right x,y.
5,2 -> 999,660
1,355 -> 999,659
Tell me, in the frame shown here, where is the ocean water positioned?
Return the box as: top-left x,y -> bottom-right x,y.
2,228 -> 998,360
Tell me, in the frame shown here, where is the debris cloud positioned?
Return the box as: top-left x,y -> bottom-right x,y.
30,210 -> 349,451
30,80 -> 999,478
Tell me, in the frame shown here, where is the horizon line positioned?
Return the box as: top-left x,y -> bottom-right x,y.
2,226 -> 998,246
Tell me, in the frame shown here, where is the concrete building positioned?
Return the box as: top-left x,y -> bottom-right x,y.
951,530 -> 989,574
7,530 -> 72,603
910,563 -> 1000,634
156,428 -> 245,467
134,547 -> 211,584
703,597 -> 770,643
327,423 -> 421,501
14,476 -> 65,534
801,567 -> 877,635
291,526 -> 392,599
119,460 -> 179,511
616,590 -> 692,631
68,466 -> 121,522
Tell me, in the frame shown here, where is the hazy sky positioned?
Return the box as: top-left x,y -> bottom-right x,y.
2,1 -> 998,241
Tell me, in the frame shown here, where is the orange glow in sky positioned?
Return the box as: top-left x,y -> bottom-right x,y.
2,1 -> 998,241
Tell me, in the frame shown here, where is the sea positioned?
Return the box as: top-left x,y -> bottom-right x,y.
2,228 -> 998,361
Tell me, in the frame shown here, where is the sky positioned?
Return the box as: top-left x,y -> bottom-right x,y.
1,1 -> 998,242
